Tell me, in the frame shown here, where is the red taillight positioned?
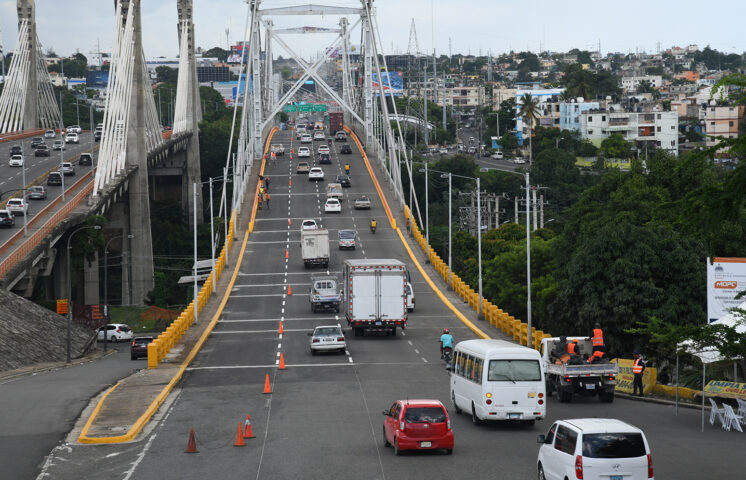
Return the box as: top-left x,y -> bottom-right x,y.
538,393 -> 544,398
485,399 -> 492,405
337,337 -> 345,342
575,455 -> 583,479
538,399 -> 544,405
117,327 -> 121,332
564,376 -> 571,382
647,454 -> 653,478
131,341 -> 136,346
608,375 -> 615,381
312,339 -> 320,343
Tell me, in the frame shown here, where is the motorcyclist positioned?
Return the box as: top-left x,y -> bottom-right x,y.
440,328 -> 454,359
370,219 -> 377,233
345,163 -> 350,174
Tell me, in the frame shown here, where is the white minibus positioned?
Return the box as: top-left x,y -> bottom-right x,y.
450,339 -> 546,426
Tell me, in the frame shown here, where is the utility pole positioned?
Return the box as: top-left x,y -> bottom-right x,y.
442,71 -> 446,130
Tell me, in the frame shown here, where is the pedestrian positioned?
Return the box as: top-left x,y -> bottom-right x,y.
259,185 -> 264,195
265,192 -> 270,209
264,176 -> 270,191
257,192 -> 263,210
632,350 -> 645,396
271,151 -> 276,163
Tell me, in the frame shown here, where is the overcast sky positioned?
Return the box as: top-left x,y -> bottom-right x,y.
2,1 -> 745,61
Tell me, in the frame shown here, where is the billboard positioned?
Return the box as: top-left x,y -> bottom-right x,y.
85,71 -> 109,88
371,71 -> 403,97
707,257 -> 746,323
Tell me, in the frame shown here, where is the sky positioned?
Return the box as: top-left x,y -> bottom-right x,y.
2,1 -> 746,61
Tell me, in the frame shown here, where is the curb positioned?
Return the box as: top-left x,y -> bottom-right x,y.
615,392 -> 706,410
0,348 -> 117,384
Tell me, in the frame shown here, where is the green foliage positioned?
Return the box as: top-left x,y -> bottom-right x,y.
562,64 -> 621,100
599,133 -> 633,159
48,54 -> 88,78
155,66 -> 178,84
203,47 -> 228,62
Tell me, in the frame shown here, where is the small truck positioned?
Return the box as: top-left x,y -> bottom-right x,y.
541,337 -> 619,403
270,144 -> 285,156
301,229 -> 330,268
326,183 -> 343,201
309,274 -> 341,313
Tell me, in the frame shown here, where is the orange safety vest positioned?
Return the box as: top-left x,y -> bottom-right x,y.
567,343 -> 577,355
588,350 -> 604,363
592,328 -> 604,347
633,358 -> 643,374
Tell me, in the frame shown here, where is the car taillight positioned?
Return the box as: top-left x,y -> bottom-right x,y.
117,327 -> 121,333
647,454 -> 653,478
337,337 -> 345,342
131,341 -> 136,346
564,376 -> 572,382
575,455 -> 583,479
486,399 -> 492,405
312,339 -> 320,343
538,399 -> 543,405
608,374 -> 615,381
538,393 -> 544,398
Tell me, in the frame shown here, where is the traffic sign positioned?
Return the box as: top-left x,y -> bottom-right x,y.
91,304 -> 102,320
283,105 -> 297,112
313,104 -> 327,112
57,299 -> 68,315
297,104 -> 313,112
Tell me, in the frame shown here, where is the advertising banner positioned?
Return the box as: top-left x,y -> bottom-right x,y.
704,380 -> 746,399
371,72 -> 403,97
707,257 -> 746,323
611,359 -> 657,395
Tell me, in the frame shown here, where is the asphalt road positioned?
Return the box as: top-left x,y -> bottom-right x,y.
35,129 -> 746,479
0,132 -> 97,245
0,345 -> 139,480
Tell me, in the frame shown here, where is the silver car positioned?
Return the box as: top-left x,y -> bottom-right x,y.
309,325 -> 346,355
338,229 -> 357,249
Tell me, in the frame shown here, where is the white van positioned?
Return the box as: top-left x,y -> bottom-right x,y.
450,339 -> 546,426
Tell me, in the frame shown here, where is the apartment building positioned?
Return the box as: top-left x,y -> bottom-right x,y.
514,87 -> 565,145
703,105 -> 744,148
581,109 -> 679,155
621,75 -> 663,92
559,101 -> 600,131
405,84 -> 485,108
671,98 -> 700,119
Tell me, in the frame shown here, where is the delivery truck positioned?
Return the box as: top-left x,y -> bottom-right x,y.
329,112 -> 344,136
301,229 -> 330,268
343,259 -> 407,336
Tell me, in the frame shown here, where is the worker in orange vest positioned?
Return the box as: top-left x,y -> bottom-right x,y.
632,350 -> 645,396
588,323 -> 605,355
567,339 -> 579,356
588,349 -> 605,364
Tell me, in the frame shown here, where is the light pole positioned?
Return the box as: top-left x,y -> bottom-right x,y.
209,178 -> 216,293
103,234 -> 133,352
20,144 -> 28,236
440,172 -> 453,288
424,159 -> 429,262
67,225 -> 102,362
193,182 -> 198,325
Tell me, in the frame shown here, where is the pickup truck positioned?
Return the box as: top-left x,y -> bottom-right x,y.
326,183 -> 343,201
271,144 -> 285,156
541,337 -> 618,403
309,274 -> 341,313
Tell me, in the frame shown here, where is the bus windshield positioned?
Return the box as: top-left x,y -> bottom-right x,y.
487,359 -> 541,382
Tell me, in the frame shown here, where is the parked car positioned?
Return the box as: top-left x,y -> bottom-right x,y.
309,324 -> 346,355
300,134 -> 313,144
317,145 -> 330,155
439,147 -> 448,154
44,129 -> 56,138
34,144 -> 50,157
338,229 -> 357,250
60,162 -> 75,176
537,418 -> 653,480
9,145 -> 22,156
5,198 -> 28,216
319,153 -> 331,164
308,167 -> 324,181
301,219 -> 318,231
65,132 -> 80,144
96,324 -> 133,342
336,174 -> 351,188
354,196 -> 371,209
47,171 -> 63,186
297,146 -> 311,158
382,399 -> 454,455
324,198 -> 342,214
9,154 -> 23,167
26,186 -> 47,200
30,137 -> 44,148
78,153 -> 93,166
340,143 -> 352,154
52,140 -> 65,151
296,161 -> 311,174
313,131 -> 325,141
130,336 -> 154,360
0,209 -> 15,228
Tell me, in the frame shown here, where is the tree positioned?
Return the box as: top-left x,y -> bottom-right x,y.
155,66 -> 178,84
599,133 -> 633,159
517,93 -> 540,165
203,47 -> 228,63
281,66 -> 292,80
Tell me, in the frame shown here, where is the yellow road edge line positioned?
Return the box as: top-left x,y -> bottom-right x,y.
345,127 -> 491,340
77,129 -> 277,444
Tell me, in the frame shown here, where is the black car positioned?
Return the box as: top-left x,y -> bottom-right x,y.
34,145 -> 50,157
47,171 -> 63,186
319,153 -> 331,164
9,145 -> 22,156
94,130 -> 102,142
340,143 -> 352,154
30,137 -> 44,148
130,336 -> 154,360
78,153 -> 93,166
0,210 -> 15,228
336,174 -> 351,187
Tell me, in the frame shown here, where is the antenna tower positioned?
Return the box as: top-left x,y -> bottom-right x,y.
407,18 -> 420,57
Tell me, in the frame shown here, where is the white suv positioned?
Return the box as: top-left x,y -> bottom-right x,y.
537,418 -> 653,480
65,132 -> 80,144
96,323 -> 134,342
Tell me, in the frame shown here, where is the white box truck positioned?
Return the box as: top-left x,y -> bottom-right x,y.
343,259 -> 407,336
301,229 -> 330,268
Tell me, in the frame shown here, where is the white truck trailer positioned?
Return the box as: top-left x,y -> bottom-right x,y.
301,229 -> 330,268
343,259 -> 408,337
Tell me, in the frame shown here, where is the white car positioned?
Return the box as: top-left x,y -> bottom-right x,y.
317,145 -> 330,155
65,132 -> 79,144
300,134 -> 313,144
492,151 -> 504,160
44,129 -> 56,138
313,131 -> 325,141
309,325 -> 346,355
298,146 -> 311,158
406,282 -> 415,312
438,147 -> 448,154
308,167 -> 324,181
60,162 -> 75,176
301,219 -> 318,231
513,157 -> 526,164
295,124 -> 307,137
96,323 -> 134,342
5,198 -> 28,216
9,155 -> 24,167
537,418 -> 654,480
67,125 -> 82,134
324,198 -> 341,213
52,140 -> 65,151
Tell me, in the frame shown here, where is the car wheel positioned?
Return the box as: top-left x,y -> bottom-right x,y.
452,391 -> 462,414
383,426 -> 390,447
110,336 -> 118,343
538,464 -> 546,480
394,438 -> 402,456
471,404 -> 482,426
390,327 -> 397,337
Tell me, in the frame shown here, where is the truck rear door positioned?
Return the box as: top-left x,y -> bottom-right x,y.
352,273 -> 377,320
379,271 -> 405,321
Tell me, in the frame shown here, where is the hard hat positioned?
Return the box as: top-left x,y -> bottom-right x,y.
443,328 -> 449,334
572,339 -> 578,343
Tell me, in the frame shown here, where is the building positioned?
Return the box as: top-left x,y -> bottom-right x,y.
514,87 -> 565,145
675,71 -> 700,83
559,101 -> 600,131
621,75 -> 663,92
49,71 -> 67,87
671,98 -> 700,119
405,84 -> 485,109
196,66 -> 230,83
581,109 -> 679,155
703,105 -> 744,148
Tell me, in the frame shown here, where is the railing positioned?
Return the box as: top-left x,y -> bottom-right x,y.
404,205 -> 552,351
0,128 -> 46,143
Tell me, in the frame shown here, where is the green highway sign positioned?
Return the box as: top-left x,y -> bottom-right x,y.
298,104 -> 314,112
313,104 -> 327,112
283,105 -> 297,112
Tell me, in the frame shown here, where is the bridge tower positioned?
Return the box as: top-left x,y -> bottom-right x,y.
0,0 -> 61,133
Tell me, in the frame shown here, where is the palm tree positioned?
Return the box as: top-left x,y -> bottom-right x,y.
518,93 -> 540,165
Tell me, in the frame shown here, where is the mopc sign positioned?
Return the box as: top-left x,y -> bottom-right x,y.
704,381 -> 746,399
707,257 -> 746,323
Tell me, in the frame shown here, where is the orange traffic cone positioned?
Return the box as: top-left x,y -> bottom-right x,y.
288,218 -> 292,225
263,374 -> 272,394
285,249 -> 289,259
289,177 -> 292,186
243,415 -> 255,439
279,353 -> 286,370
234,422 -> 245,447
186,428 -> 198,453
287,285 -> 292,296
279,322 -> 284,334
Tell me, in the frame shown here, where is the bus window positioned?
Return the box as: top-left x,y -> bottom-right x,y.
474,358 -> 483,383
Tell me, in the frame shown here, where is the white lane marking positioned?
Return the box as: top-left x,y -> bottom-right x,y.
422,357 -> 428,363
414,349 -> 420,354
348,356 -> 353,363
278,334 -> 283,339
407,340 -> 413,346
281,308 -> 285,314
277,344 -> 281,350
275,359 -> 279,365
186,361 -> 432,371
401,332 -> 406,336
220,316 -> 335,323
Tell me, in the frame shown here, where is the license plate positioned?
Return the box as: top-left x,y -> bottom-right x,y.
420,441 -> 431,448
508,413 -> 521,419
375,321 -> 382,326
585,384 -> 596,390
610,476 -> 623,480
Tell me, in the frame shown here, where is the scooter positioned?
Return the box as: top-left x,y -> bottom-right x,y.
370,222 -> 377,234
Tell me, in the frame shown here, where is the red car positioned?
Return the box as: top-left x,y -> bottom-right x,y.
382,399 -> 454,455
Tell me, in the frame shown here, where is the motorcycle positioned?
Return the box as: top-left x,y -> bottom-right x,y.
370,222 -> 377,234
443,346 -> 453,370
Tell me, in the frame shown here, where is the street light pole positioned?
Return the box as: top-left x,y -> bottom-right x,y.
20,143 -> 27,236
477,176 -> 483,317
193,182 -> 199,324
447,173 -> 452,287
424,159 -> 429,263
525,172 -> 533,347
209,177 -> 216,293
67,225 -> 101,362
